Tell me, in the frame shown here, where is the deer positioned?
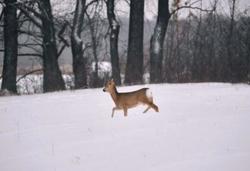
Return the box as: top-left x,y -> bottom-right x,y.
103,79 -> 159,117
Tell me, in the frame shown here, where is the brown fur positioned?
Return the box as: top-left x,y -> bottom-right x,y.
103,79 -> 159,117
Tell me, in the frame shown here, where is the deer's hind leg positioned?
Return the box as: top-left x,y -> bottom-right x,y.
123,107 -> 128,117
143,106 -> 151,113
143,102 -> 159,113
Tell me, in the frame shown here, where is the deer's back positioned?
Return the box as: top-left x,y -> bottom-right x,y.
117,88 -> 151,108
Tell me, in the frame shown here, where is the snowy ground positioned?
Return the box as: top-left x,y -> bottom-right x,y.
0,83 -> 250,171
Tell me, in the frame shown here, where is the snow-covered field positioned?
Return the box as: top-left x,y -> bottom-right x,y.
0,83 -> 250,171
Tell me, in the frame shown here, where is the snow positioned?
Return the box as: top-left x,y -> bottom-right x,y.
91,61 -> 112,78
0,75 -> 74,94
0,83 -> 250,171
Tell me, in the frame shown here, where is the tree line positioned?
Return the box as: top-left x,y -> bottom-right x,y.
163,0 -> 250,83
0,0 -> 249,95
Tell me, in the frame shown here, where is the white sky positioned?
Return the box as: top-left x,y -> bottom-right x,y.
52,0 -> 250,20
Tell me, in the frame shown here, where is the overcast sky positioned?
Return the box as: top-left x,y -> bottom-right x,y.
52,0 -> 250,20
117,0 -> 250,19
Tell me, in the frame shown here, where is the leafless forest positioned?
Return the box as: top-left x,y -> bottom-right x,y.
0,0 -> 249,94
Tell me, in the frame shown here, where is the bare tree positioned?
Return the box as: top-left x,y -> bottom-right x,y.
1,0 -> 18,93
38,0 -> 65,92
227,0 -> 237,82
16,0 -> 66,92
125,0 -> 144,84
71,0 -> 87,89
85,1 -> 107,87
87,11 -> 99,87
106,0 -> 121,85
247,20 -> 250,80
150,0 -> 170,83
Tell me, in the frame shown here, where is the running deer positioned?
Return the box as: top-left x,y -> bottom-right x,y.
103,79 -> 159,117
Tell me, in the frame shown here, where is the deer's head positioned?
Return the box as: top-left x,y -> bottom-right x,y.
103,79 -> 116,93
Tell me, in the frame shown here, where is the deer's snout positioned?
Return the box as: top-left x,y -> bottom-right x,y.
103,88 -> 106,92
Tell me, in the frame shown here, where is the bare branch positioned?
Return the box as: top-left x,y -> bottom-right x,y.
0,6 -> 4,21
16,1 -> 43,19
18,43 -> 41,47
189,0 -> 201,6
57,44 -> 67,59
170,5 -> 215,17
16,68 -> 43,83
18,29 -> 42,38
57,22 -> 70,46
17,6 -> 42,28
21,44 -> 42,54
84,0 -> 99,12
18,53 -> 42,58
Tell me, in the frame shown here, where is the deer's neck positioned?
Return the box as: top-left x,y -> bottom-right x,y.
110,86 -> 119,106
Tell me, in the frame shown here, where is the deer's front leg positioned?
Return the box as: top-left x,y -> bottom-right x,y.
112,107 -> 119,118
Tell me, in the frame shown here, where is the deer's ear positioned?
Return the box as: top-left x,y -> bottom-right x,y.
111,78 -> 115,84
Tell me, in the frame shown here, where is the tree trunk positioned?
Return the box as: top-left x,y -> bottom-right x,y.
39,0 -> 65,92
106,0 -> 121,85
1,0 -> 18,93
88,17 -> 99,87
247,26 -> 250,82
150,0 -> 170,83
191,1 -> 203,82
227,0 -> 237,82
124,0 -> 144,84
71,0 -> 87,89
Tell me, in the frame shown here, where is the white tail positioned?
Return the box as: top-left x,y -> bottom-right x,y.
103,79 -> 159,117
